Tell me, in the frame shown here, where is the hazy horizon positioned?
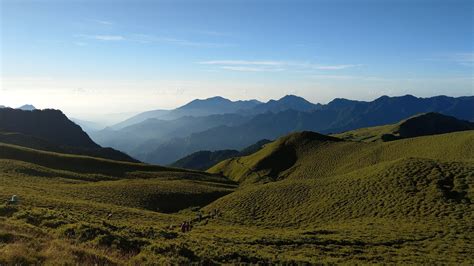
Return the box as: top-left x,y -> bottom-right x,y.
2,92 -> 472,126
1,0 -> 473,122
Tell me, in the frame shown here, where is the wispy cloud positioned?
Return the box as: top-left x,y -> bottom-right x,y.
194,30 -> 232,37
89,19 -> 114,25
310,75 -> 386,81
77,34 -> 125,41
201,60 -> 284,66
220,66 -> 285,72
426,52 -> 474,67
199,60 -> 362,72
74,33 -> 230,47
132,34 -> 231,47
451,53 -> 474,66
315,64 -> 362,70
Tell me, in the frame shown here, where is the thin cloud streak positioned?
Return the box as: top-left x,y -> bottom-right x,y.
200,60 -> 362,72
315,64 -> 362,70
74,33 -> 229,47
425,52 -> 474,67
132,34 -> 231,47
201,60 -> 284,66
88,19 -> 114,25
77,34 -> 125,41
220,66 -> 285,72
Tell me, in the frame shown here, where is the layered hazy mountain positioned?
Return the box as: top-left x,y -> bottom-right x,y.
111,96 -> 262,130
0,104 -> 36,110
0,108 -> 137,162
90,94 -> 474,165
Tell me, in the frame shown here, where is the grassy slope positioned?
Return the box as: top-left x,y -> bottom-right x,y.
202,158 -> 473,264
202,131 -> 474,263
208,130 -> 474,183
0,144 -> 240,264
0,142 -> 231,182
1,131 -> 474,263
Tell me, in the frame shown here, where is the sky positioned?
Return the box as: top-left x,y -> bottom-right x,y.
1,0 -> 473,123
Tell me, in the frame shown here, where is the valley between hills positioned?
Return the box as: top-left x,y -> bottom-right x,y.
0,95 -> 473,264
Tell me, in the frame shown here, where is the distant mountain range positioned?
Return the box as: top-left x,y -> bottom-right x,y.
0,104 -> 36,110
111,96 -> 262,130
89,94 -> 474,164
0,108 -> 137,162
70,117 -> 105,133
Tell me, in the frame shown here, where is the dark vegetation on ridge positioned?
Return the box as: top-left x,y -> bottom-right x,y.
334,112 -> 474,142
0,108 -> 137,162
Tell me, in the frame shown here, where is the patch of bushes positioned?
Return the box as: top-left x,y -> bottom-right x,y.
148,243 -> 198,262
62,222 -> 148,254
0,204 -> 18,217
14,208 -> 71,228
0,232 -> 14,243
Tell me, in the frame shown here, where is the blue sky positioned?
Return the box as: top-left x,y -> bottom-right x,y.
1,0 -> 473,122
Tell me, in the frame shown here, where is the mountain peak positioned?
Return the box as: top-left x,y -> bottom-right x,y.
396,112 -> 474,138
17,104 -> 36,111
276,95 -> 312,104
281,131 -> 341,144
182,96 -> 232,108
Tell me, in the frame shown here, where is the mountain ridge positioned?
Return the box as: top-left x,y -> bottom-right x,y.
0,108 -> 137,162
170,139 -> 272,170
90,94 -> 474,165
334,112 -> 474,142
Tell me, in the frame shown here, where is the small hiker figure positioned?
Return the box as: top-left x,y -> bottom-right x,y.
8,195 -> 18,205
188,221 -> 193,231
181,222 -> 187,233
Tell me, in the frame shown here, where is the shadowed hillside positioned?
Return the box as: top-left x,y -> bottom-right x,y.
170,139 -> 271,170
0,108 -> 137,162
334,112 -> 474,142
0,108 -> 97,148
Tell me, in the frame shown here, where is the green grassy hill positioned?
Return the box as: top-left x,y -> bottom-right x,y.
333,112 -> 474,142
202,130 -> 474,263
0,142 -> 236,213
0,143 -> 240,264
1,124 -> 473,263
208,130 -> 474,184
206,157 -> 473,225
